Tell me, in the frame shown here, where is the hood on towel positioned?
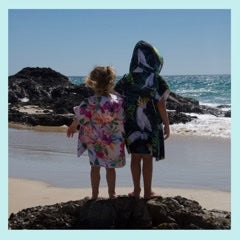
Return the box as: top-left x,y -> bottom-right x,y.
129,40 -> 163,75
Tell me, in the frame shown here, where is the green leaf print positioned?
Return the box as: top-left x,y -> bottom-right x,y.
127,105 -> 136,119
79,118 -> 85,125
112,120 -> 118,125
94,158 -> 100,165
94,144 -> 102,152
126,73 -> 134,84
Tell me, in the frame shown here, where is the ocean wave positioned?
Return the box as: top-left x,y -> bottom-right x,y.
165,74 -> 231,106
200,102 -> 231,110
171,113 -> 230,139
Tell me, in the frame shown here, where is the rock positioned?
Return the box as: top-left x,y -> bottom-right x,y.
8,67 -> 228,127
200,105 -> 225,117
8,110 -> 73,126
9,67 -> 69,87
156,222 -> 180,229
167,92 -> 225,117
8,196 -> 230,230
224,110 -> 231,117
217,104 -> 230,109
167,92 -> 200,107
77,199 -> 118,229
8,67 -> 94,107
166,92 -> 200,114
168,111 -> 197,124
8,67 -> 94,126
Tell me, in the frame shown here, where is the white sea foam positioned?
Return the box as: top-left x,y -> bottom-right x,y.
199,102 -> 231,110
171,113 -> 230,139
20,97 -> 29,103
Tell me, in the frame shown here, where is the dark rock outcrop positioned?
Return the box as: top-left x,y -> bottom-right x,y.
168,111 -> 197,124
8,110 -> 73,126
8,67 -> 228,127
8,67 -> 94,108
8,67 -> 94,126
167,92 -> 225,117
8,196 -> 230,230
224,110 -> 231,118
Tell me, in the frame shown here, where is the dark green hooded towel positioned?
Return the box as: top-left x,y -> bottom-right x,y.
115,40 -> 170,161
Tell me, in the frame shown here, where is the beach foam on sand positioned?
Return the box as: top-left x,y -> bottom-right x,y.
9,177 -> 230,216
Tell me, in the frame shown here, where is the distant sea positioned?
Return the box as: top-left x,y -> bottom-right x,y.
69,74 -> 231,139
69,74 -> 231,106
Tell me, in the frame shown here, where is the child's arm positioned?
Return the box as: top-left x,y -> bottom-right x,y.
66,118 -> 79,138
157,99 -> 170,140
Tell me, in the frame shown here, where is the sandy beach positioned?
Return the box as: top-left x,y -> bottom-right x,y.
9,177 -> 230,216
8,126 -> 231,217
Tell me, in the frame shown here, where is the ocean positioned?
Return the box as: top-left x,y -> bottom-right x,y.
69,74 -> 231,106
8,74 -> 231,191
69,74 -> 231,139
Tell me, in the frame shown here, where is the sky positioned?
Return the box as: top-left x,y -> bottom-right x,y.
8,9 -> 230,76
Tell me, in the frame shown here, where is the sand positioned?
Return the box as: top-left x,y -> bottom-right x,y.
8,126 -> 231,216
9,177 -> 230,216
8,122 -> 68,132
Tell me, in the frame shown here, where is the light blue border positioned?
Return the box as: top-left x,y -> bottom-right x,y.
1,0 -> 239,239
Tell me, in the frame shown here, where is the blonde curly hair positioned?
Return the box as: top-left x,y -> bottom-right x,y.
85,66 -> 116,96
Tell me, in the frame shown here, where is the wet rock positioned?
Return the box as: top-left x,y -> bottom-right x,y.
167,92 -> 225,117
217,104 -> 230,109
200,105 -> 225,117
8,110 -> 73,126
224,110 -> 231,118
8,196 -> 230,230
168,111 -> 197,124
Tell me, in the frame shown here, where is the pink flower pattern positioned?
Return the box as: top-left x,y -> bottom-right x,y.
74,94 -> 125,168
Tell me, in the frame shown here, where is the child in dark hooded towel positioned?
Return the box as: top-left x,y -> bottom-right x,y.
115,40 -> 170,199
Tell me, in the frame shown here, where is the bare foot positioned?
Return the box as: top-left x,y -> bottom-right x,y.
128,192 -> 140,198
144,192 -> 158,199
109,193 -> 117,199
91,194 -> 99,200
128,188 -> 141,198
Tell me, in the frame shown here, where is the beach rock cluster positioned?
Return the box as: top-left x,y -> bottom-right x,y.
8,196 -> 230,230
8,67 -> 229,127
9,67 -> 94,112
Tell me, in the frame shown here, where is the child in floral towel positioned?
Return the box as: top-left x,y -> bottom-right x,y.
115,40 -> 170,199
67,66 -> 125,199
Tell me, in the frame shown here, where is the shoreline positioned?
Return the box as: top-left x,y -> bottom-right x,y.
8,122 -> 68,132
8,123 -> 230,141
9,177 -> 231,216
9,126 -> 231,191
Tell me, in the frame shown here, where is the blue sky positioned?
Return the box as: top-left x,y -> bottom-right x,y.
8,9 -> 230,76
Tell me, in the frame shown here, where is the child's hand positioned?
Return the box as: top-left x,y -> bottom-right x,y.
66,126 -> 77,138
157,99 -> 170,140
164,125 -> 170,140
66,118 -> 79,138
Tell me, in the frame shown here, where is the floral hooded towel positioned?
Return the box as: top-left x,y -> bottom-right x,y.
115,40 -> 170,161
74,94 -> 126,168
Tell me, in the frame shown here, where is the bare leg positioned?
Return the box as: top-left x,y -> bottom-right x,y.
129,154 -> 142,198
142,154 -> 155,199
106,168 -> 116,199
90,166 -> 100,199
